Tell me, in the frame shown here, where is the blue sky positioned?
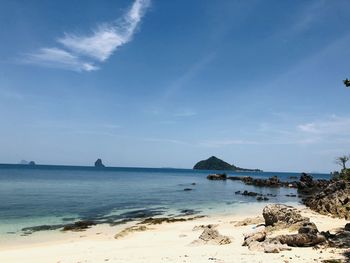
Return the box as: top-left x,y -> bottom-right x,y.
1,0 -> 350,172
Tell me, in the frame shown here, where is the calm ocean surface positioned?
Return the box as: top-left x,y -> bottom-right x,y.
0,165 -> 330,235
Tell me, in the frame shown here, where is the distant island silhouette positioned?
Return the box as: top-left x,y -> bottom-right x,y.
193,156 -> 262,172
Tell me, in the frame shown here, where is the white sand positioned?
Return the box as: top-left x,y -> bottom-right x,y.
0,205 -> 348,263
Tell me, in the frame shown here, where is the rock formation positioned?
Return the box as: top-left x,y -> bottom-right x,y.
94,158 -> 105,168
243,204 -> 328,253
303,180 -> 350,219
192,224 -> 231,245
262,204 -> 309,229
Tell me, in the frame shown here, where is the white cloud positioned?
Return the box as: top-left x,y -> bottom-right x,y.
22,0 -> 150,71
23,48 -> 98,72
58,0 -> 150,62
298,115 -> 350,136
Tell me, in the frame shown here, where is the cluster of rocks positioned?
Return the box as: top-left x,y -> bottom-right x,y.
239,176 -> 296,188
242,204 -> 331,253
234,190 -> 271,201
207,173 -> 298,188
297,173 -> 330,195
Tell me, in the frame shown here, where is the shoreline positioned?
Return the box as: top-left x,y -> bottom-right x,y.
0,203 -> 348,262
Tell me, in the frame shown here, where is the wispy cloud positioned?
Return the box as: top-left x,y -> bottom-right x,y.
21,0 -> 150,72
23,48 -> 98,72
173,109 -> 197,117
298,115 -> 350,136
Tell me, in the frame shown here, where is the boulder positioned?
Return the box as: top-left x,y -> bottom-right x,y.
242,229 -> 266,246
262,204 -> 309,228
277,222 -> 326,247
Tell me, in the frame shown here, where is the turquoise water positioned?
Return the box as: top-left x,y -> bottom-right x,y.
0,165 -> 330,235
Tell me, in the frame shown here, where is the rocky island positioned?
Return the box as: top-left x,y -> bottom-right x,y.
94,159 -> 105,168
193,156 -> 262,172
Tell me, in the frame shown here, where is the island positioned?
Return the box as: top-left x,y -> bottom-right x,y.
193,156 -> 261,171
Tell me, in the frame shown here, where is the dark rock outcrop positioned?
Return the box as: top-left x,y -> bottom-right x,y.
297,173 -> 330,195
228,176 -> 298,188
303,180 -> 350,219
28,161 -> 36,166
183,188 -> 193,191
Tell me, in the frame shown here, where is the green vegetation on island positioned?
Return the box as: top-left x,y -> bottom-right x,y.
193,156 -> 261,172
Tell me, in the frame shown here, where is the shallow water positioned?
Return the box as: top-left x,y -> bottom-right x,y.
0,165 -> 330,236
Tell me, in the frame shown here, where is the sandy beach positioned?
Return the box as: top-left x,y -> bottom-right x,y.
0,204 -> 348,263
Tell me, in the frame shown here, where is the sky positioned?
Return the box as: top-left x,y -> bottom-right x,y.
1,0 -> 350,172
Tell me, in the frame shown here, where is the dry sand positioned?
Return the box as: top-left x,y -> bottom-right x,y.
0,204 -> 348,263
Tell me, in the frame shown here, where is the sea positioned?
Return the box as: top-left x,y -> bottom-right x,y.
0,164 -> 330,237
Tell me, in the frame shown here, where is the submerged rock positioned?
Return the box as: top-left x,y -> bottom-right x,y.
207,173 -> 227,180
139,216 -> 203,225
256,196 -> 269,201
62,220 -> 96,231
22,224 -> 64,234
